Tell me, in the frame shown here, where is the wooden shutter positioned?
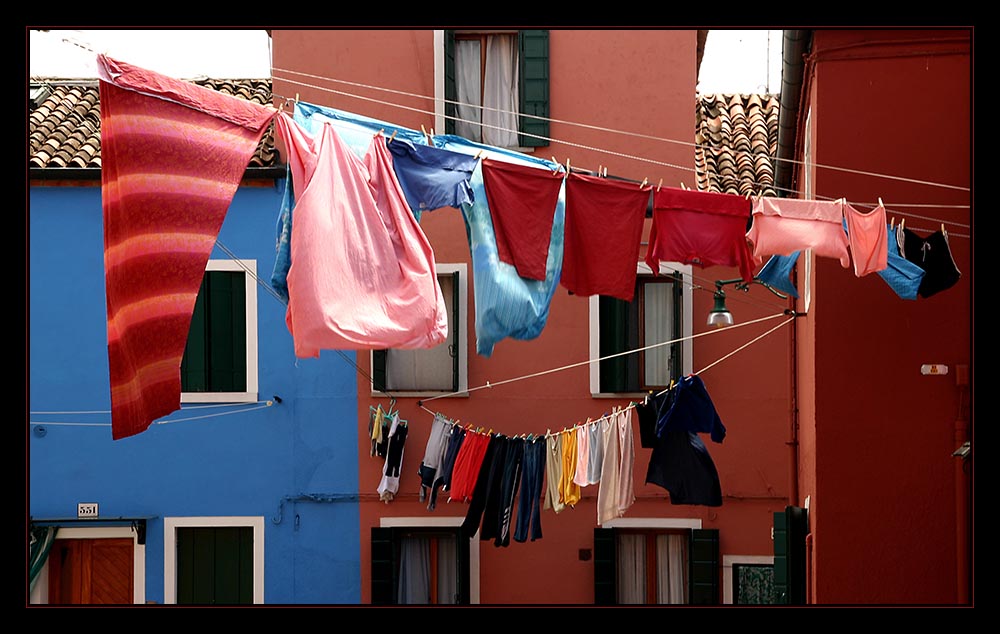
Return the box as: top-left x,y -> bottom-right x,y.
593,527 -> 617,604
689,528 -> 720,604
450,270 -> 460,392
773,506 -> 809,605
176,527 -> 253,605
670,272 -> 683,379
455,529 -> 471,605
371,527 -> 397,605
208,271 -> 246,392
372,350 -> 387,393
444,30 -> 457,136
180,274 -> 209,392
518,30 -> 549,147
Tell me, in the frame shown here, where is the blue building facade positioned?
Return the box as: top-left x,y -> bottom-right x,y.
28,88 -> 363,603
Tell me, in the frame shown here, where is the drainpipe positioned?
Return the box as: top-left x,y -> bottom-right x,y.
774,30 -> 811,199
953,364 -> 970,604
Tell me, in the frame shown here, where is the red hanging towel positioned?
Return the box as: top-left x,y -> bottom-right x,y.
481,158 -> 564,281
645,187 -> 754,283
98,55 -> 276,440
562,173 -> 652,301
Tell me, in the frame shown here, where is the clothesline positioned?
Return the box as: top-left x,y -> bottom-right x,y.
272,68 -> 971,193
271,81 -> 970,234
30,400 -> 274,415
30,401 -> 275,428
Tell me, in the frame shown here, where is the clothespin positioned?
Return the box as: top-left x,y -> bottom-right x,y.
598,165 -> 603,176
294,93 -> 299,104
680,182 -> 688,191
657,178 -> 663,192
376,128 -> 385,138
566,158 -> 571,174
640,177 -> 648,189
551,157 -> 561,175
900,218 -> 906,230
421,125 -> 432,145
474,149 -> 483,160
878,197 -> 885,209
602,167 -> 608,178
890,217 -> 895,229
388,130 -> 398,144
942,223 -> 946,234
278,101 -> 284,114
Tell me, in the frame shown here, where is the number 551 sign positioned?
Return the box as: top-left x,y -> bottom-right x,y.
77,503 -> 98,518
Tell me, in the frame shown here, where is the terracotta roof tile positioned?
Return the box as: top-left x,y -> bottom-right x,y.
695,93 -> 779,197
29,78 -> 278,170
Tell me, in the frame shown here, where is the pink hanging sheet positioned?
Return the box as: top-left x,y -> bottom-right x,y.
275,113 -> 447,357
98,54 -> 276,440
746,196 -> 850,268
844,201 -> 889,277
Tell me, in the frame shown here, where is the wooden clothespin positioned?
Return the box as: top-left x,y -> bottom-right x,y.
657,178 -> 663,192
388,130 -> 398,144
421,125 -> 432,145
640,177 -> 648,189
277,101 -> 285,114
565,158 -> 571,174
878,197 -> 885,209
680,182 -> 688,191
598,165 -> 603,176
376,128 -> 385,138
900,218 -> 906,230
294,93 -> 299,104
474,149 -> 483,160
890,217 -> 895,229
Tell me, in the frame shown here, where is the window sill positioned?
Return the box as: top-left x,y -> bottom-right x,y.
370,391 -> 470,400
590,392 -> 654,400
181,392 -> 259,404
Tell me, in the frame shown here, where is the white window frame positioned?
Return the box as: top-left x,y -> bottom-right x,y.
369,263 -> 468,398
589,262 -> 694,397
180,259 -> 258,404
163,516 -> 265,605
29,525 -> 147,604
723,554 -> 775,605
379,516 -> 480,605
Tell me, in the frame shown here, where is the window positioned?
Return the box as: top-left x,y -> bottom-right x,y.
371,520 -> 477,605
590,264 -> 693,395
442,30 -> 549,149
371,264 -> 467,395
180,260 -> 258,404
164,516 -> 265,605
594,525 -> 719,605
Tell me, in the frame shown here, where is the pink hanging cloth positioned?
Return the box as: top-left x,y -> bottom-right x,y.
481,158 -> 565,281
843,201 -> 889,277
746,196 -> 850,268
274,113 -> 448,357
97,54 -> 276,440
562,173 -> 652,301
645,187 -> 755,283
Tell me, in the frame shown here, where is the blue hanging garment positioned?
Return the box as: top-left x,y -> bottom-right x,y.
755,251 -> 800,298
878,223 -> 925,300
387,137 -> 478,222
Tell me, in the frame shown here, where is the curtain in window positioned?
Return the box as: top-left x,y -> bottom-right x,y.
655,534 -> 689,604
736,564 -> 775,604
482,34 -> 519,148
616,534 -> 646,604
436,534 -> 458,604
398,535 -> 431,604
643,282 -> 672,387
454,40 -> 482,142
28,526 -> 58,592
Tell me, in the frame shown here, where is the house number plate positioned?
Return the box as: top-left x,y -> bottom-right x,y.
78,503 -> 98,518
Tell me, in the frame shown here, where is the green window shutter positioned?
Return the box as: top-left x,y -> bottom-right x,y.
180,274 -> 209,392
208,271 -> 246,393
371,527 -> 397,605
689,528 -> 720,605
372,350 -> 388,393
518,30 -> 549,147
176,527 -> 253,605
671,272 -> 683,378
772,510 -> 789,604
450,270 -> 460,392
599,293 -> 640,392
593,527 -> 617,604
454,528 -> 471,604
774,506 -> 809,605
444,30 -> 457,136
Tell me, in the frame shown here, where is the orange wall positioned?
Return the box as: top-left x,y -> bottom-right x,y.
804,29 -> 972,604
272,28 -> 794,604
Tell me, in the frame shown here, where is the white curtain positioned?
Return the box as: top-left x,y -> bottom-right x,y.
482,34 -> 519,148
454,39 -> 482,142
643,281 -> 672,387
616,534 -> 647,604
397,535 -> 431,604
655,534 -> 689,604
436,534 -> 458,604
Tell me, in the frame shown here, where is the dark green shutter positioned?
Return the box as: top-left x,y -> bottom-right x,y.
671,272 -> 683,379
455,529 -> 471,604
181,274 -> 209,392
371,527 -> 397,605
599,292 -> 640,392
689,528 -> 720,605
372,350 -> 387,393
450,270 -> 460,392
444,30 -> 457,136
176,527 -> 253,605
181,270 -> 246,393
594,528 -> 617,604
773,506 -> 808,605
518,30 -> 549,147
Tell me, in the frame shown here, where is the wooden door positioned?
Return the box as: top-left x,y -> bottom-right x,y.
48,538 -> 134,604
